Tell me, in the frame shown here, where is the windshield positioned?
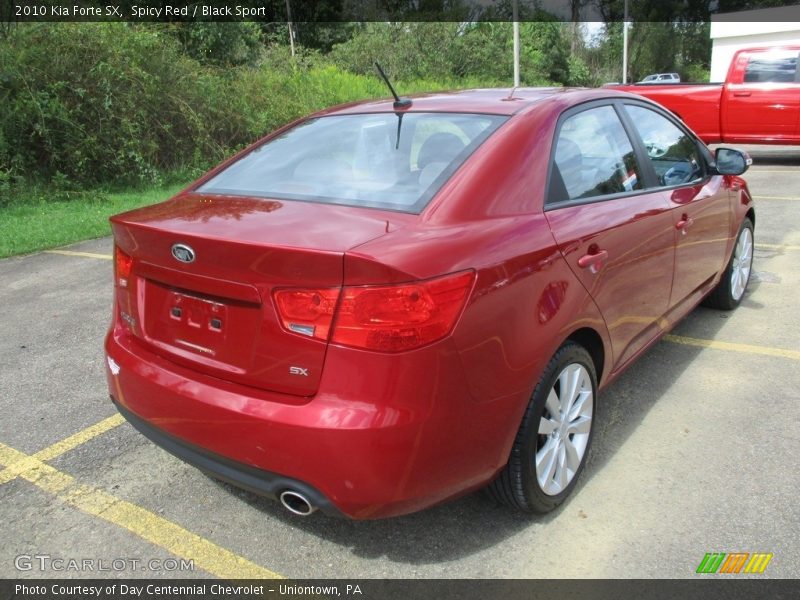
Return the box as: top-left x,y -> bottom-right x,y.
197,112 -> 507,213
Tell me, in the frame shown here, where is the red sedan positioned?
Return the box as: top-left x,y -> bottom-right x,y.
105,88 -> 754,519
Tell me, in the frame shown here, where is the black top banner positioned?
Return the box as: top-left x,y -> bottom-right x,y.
3,0 -> 800,22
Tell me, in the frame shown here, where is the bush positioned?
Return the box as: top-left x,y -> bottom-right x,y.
163,22 -> 263,67
0,24 -> 219,184
222,62 -> 496,141
683,64 -> 711,83
329,22 -> 571,87
567,55 -> 592,87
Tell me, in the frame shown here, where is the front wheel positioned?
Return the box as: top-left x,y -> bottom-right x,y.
703,218 -> 754,310
489,342 -> 596,513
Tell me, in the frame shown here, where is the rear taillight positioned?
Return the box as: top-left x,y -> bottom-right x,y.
273,271 -> 474,352
115,246 -> 133,287
273,288 -> 340,341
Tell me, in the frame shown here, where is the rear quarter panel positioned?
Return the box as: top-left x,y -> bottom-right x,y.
346,214 -> 611,474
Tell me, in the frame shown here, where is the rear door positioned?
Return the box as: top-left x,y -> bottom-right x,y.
620,102 -> 732,311
722,49 -> 800,142
544,102 -> 675,369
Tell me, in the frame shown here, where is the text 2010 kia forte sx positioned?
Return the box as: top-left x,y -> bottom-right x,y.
105,88 -> 754,519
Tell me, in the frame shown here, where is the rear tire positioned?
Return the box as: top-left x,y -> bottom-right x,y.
703,218 -> 754,310
489,342 -> 596,514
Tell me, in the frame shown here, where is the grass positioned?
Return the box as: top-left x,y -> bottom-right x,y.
0,183 -> 185,259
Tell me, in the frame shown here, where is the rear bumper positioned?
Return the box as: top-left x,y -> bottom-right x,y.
106,326 -> 522,519
111,398 -> 343,517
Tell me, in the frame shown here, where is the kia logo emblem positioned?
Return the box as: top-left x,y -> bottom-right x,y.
171,244 -> 195,263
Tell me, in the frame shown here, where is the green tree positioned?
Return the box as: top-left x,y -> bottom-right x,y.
329,20 -> 574,85
160,22 -> 263,67
519,21 -> 570,84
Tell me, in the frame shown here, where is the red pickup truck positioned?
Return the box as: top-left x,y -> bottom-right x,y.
613,46 -> 800,145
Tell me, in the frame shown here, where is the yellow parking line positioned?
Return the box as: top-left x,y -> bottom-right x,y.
34,414 -> 126,462
0,442 -> 282,579
665,335 -> 800,361
755,242 -> 800,251
0,414 -> 126,486
45,250 -> 112,260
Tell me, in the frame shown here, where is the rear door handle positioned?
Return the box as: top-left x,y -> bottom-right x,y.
733,91 -> 751,97
676,215 -> 694,232
577,249 -> 608,269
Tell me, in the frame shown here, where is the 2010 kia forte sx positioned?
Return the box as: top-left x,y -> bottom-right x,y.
105,88 -> 754,519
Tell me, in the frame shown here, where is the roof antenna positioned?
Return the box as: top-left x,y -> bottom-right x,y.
374,62 -> 411,149
374,62 -> 412,109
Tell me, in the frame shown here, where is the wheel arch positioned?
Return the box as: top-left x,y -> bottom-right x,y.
564,327 -> 607,386
745,207 -> 755,228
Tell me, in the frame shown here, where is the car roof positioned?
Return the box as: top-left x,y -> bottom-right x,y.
314,87 -> 634,118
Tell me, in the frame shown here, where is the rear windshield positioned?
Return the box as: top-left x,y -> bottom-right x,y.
197,112 -> 507,213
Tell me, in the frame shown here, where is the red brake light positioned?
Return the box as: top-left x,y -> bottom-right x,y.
273,272 -> 474,352
273,288 -> 340,341
115,246 -> 133,287
332,271 -> 474,352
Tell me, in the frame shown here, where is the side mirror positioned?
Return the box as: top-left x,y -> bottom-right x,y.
714,147 -> 752,176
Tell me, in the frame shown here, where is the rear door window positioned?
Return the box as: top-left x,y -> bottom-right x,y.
743,51 -> 799,83
197,113 -> 507,213
548,105 -> 643,204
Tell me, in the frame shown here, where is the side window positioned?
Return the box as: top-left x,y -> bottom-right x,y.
624,105 -> 704,187
743,52 -> 798,83
549,105 -> 642,204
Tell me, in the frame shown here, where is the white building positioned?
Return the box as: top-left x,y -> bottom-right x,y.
710,6 -> 800,82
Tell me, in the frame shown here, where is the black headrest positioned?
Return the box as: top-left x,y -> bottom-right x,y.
417,132 -> 466,170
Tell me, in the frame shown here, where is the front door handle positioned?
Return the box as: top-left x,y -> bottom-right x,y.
577,249 -> 608,269
733,91 -> 751,97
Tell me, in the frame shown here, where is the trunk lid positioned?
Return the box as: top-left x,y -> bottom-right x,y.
111,192 -> 406,396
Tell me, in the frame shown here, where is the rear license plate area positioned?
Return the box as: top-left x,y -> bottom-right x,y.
142,280 -> 260,367
167,291 -> 227,355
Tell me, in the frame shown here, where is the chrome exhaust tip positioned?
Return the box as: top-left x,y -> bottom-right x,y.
279,490 -> 317,516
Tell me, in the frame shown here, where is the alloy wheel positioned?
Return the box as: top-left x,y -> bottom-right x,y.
535,363 -> 593,495
731,226 -> 753,301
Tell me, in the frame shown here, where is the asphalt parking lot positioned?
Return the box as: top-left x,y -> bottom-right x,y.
1,145 -> 799,580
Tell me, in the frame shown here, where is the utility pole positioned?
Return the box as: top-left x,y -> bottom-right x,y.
513,0 -> 520,87
622,0 -> 629,83
285,0 -> 295,57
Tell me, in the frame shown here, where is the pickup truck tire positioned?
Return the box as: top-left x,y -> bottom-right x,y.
704,218 -> 754,310
488,342 -> 596,514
